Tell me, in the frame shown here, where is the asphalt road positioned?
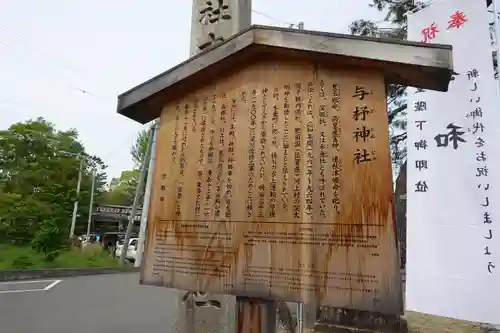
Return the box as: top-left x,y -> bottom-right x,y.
0,273 -> 196,333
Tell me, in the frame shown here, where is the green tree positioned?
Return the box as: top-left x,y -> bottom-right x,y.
0,117 -> 107,244
0,193 -> 58,244
130,127 -> 151,168
102,124 -> 154,206
31,217 -> 66,261
101,169 -> 140,206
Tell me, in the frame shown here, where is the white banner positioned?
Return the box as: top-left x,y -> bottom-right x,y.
407,0 -> 500,324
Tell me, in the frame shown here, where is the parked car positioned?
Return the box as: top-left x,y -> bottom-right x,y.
80,233 -> 101,248
115,237 -> 138,261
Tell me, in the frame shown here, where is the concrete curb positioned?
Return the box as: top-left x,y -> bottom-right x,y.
0,267 -> 140,282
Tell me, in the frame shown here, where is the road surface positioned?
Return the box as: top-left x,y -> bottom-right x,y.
5,274 -> 495,333
0,273 -> 191,333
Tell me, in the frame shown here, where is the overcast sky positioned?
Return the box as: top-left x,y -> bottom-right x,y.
0,0 -> 384,181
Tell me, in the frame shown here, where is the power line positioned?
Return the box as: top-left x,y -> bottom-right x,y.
0,6 -> 299,159
251,9 -> 296,27
0,29 -> 115,101
1,7 -> 309,153
0,28 -> 91,78
0,7 -> 297,101
1,8 -> 290,81
0,7 -> 298,181
1,4 -> 382,94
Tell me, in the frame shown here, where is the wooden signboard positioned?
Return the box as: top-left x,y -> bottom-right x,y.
141,58 -> 403,315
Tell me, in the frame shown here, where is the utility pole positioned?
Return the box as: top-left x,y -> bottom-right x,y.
85,169 -> 97,243
63,152 -> 83,239
119,126 -> 154,265
134,121 -> 159,267
69,157 -> 84,239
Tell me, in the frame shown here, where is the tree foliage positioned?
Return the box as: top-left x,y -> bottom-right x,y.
103,124 -> 154,206
31,217 -> 66,261
101,169 -> 140,206
0,118 -> 107,248
130,127 -> 151,168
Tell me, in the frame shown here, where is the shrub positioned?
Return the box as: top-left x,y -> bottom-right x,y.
10,254 -> 33,269
31,218 -> 66,261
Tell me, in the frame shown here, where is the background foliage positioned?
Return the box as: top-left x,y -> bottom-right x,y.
0,117 -> 106,256
101,125 -> 152,206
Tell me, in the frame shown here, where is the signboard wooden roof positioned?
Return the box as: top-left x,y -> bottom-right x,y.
117,25 -> 453,124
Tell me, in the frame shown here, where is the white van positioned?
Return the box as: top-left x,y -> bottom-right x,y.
115,237 -> 138,261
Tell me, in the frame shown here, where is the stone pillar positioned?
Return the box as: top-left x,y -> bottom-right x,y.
175,2 -> 254,333
189,0 -> 252,56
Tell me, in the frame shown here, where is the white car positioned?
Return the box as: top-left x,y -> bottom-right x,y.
115,238 -> 138,261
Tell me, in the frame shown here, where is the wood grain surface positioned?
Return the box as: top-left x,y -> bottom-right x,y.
140,58 -> 403,315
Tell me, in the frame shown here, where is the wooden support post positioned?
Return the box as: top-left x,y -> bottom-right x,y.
236,297 -> 277,333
